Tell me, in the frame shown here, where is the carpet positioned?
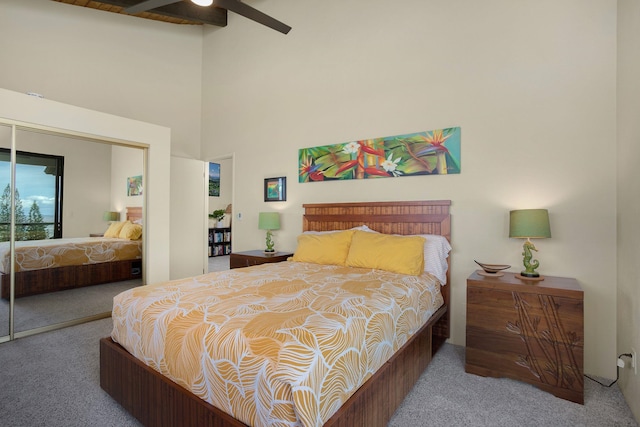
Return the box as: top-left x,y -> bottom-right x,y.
0,318 -> 636,426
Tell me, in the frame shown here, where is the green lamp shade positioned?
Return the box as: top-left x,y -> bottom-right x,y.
509,209 -> 551,239
258,212 -> 280,230
103,211 -> 119,221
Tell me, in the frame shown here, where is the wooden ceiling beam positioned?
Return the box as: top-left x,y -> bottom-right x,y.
56,0 -> 228,27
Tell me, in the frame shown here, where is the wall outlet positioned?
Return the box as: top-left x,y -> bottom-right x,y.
632,347 -> 637,375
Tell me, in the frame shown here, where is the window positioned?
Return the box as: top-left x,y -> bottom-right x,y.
0,149 -> 64,241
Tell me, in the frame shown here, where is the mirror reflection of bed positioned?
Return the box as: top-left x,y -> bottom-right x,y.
0,207 -> 143,333
0,128 -> 145,336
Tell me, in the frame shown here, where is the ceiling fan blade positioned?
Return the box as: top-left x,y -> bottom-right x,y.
216,0 -> 291,34
125,0 -> 179,14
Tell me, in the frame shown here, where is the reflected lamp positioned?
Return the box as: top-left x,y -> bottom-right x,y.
509,209 -> 551,278
103,211 -> 119,223
258,212 -> 280,253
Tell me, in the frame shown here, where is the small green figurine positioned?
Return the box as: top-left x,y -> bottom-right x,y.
521,239 -> 540,277
265,230 -> 275,252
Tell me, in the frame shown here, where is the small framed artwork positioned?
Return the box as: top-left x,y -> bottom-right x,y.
264,177 -> 286,202
209,162 -> 220,197
127,175 -> 143,196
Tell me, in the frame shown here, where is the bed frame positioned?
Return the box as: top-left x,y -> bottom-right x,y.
1,207 -> 143,299
100,200 -> 451,427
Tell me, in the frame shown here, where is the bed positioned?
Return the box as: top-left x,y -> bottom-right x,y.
1,207 -> 143,299
100,200 -> 451,427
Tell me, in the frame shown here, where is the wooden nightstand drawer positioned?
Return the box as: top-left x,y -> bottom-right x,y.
229,250 -> 293,269
465,271 -> 584,404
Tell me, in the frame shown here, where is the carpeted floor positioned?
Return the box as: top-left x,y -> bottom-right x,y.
389,344 -> 638,427
209,254 -> 230,272
0,279 -> 141,333
0,316 -> 636,427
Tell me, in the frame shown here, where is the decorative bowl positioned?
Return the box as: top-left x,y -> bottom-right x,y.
474,260 -> 511,274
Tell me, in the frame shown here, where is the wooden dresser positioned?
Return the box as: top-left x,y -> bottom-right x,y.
465,270 -> 584,404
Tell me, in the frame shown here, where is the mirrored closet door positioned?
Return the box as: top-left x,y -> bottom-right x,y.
0,121 -> 146,339
0,124 -> 11,341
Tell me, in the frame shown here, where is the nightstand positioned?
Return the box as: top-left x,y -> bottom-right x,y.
465,270 -> 584,404
229,250 -> 293,269
90,233 -> 104,237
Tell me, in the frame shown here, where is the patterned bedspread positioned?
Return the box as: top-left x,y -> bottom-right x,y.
0,237 -> 142,273
111,261 -> 444,427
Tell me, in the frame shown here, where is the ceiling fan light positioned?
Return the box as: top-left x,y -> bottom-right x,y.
191,0 -> 214,6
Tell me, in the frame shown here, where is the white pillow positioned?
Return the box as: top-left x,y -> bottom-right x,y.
416,234 -> 451,285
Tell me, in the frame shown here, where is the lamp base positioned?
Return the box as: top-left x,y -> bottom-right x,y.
516,274 -> 545,282
520,270 -> 540,278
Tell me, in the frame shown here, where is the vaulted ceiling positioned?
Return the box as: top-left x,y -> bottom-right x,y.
52,0 -> 227,27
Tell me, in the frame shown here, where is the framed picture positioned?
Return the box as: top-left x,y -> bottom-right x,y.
127,175 -> 143,196
209,163 -> 220,197
264,177 -> 286,202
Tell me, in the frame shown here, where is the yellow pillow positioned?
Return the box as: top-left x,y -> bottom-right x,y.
292,230 -> 355,266
345,231 -> 425,275
104,221 -> 127,238
119,221 -> 143,240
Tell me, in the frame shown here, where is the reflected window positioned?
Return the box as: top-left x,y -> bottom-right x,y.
0,149 -> 64,241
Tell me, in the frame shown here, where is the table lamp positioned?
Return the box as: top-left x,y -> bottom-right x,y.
103,211 -> 119,223
509,209 -> 551,279
258,212 -> 280,253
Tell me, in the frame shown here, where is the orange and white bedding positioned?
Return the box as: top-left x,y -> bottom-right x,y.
111,260 -> 444,427
0,237 -> 142,274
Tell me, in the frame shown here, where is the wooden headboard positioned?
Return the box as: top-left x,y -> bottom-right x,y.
302,200 -> 451,341
126,206 -> 142,223
302,200 -> 451,238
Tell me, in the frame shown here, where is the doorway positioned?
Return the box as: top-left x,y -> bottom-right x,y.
207,155 -> 234,273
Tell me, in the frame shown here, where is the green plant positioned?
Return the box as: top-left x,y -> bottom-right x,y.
209,209 -> 225,221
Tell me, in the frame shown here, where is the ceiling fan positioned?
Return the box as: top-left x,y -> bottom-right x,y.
124,0 -> 291,34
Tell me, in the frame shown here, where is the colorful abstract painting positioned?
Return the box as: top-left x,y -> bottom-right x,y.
298,127 -> 460,182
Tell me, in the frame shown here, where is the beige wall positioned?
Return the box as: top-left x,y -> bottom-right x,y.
0,0 -> 203,159
617,0 -> 640,420
201,0 -> 619,380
